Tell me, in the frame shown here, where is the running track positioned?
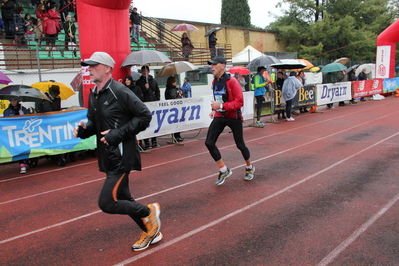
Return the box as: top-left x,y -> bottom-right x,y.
1,97 -> 399,265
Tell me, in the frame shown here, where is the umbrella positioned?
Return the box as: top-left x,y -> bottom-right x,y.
171,23 -> 198,32
0,85 -> 51,102
30,81 -> 75,100
321,62 -> 347,73
131,72 -> 141,81
310,67 -> 321,72
346,64 -> 359,73
0,71 -> 12,85
204,27 -> 221,37
297,59 -> 314,69
156,61 -> 197,78
355,63 -> 375,76
121,50 -> 172,67
199,65 -> 213,74
270,59 -> 307,70
247,54 -> 281,69
334,57 -> 350,65
228,66 -> 250,75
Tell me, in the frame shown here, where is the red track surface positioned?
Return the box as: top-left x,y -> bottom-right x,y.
2,97 -> 399,266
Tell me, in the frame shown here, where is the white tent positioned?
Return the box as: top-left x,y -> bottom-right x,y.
232,45 -> 264,65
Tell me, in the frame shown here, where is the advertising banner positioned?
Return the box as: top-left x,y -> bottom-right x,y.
383,77 -> 399,93
274,85 -> 316,112
375,45 -> 391,79
316,82 -> 351,105
352,79 -> 383,98
137,93 -> 254,139
0,109 -> 96,163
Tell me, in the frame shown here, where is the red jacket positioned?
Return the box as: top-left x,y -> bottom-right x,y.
42,17 -> 60,35
212,73 -> 244,121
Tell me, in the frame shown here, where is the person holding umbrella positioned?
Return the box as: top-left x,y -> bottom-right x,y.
181,32 -> 193,61
205,56 -> 255,185
74,51 -> 162,252
208,31 -> 217,59
136,65 -> 161,149
3,97 -> 30,174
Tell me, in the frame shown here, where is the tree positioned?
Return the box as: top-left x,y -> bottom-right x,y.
267,0 -> 398,60
221,0 -> 251,28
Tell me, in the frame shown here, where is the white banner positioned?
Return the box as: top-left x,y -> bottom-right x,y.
137,91 -> 255,139
316,82 -> 352,105
376,45 -> 391,79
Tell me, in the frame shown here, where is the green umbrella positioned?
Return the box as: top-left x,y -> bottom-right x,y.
321,62 -> 347,73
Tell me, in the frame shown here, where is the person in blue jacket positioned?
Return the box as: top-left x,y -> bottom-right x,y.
181,77 -> 192,98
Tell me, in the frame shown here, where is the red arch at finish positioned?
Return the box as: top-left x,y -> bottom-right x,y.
376,19 -> 399,78
76,0 -> 131,107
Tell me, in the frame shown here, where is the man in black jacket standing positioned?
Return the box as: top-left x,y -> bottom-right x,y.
136,65 -> 161,149
130,7 -> 141,44
74,51 -> 162,252
1,0 -> 16,39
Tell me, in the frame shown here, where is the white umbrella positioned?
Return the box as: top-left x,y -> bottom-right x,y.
121,50 -> 171,67
156,61 -> 197,78
355,63 -> 375,76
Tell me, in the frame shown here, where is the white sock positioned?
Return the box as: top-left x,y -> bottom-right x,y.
220,165 -> 227,172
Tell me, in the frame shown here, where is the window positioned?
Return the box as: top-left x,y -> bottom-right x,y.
185,70 -> 208,85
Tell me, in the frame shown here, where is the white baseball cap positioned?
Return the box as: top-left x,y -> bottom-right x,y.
81,51 -> 115,68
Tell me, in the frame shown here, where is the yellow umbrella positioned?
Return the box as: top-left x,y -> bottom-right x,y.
30,81 -> 75,100
310,66 -> 321,72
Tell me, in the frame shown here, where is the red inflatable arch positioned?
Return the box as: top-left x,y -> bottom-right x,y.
76,0 -> 131,107
376,19 -> 399,79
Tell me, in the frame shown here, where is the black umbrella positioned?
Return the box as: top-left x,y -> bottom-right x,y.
204,27 -> 221,37
247,54 -> 282,69
199,65 -> 213,74
0,85 -> 51,102
270,59 -> 307,70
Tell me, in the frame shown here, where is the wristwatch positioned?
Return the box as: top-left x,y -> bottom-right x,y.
220,103 -> 223,109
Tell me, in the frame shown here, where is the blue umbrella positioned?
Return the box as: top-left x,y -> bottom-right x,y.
321,62 -> 347,73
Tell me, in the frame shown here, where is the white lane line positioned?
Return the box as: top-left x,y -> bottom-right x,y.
0,161 -> 95,183
114,132 -> 399,266
1,106 -> 397,247
317,192 -> 399,266
0,178 -> 103,206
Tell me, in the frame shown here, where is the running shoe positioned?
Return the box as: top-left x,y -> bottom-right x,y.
256,121 -> 266,126
244,165 -> 255,181
20,164 -> 26,174
215,168 -> 232,185
132,231 -> 163,251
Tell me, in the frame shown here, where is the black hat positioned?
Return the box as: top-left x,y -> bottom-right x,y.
208,56 -> 226,65
257,66 -> 266,72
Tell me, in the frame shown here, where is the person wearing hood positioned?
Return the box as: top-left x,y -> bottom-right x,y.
124,75 -> 143,101
135,65 -> 161,149
282,71 -> 303,121
205,56 -> 254,186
